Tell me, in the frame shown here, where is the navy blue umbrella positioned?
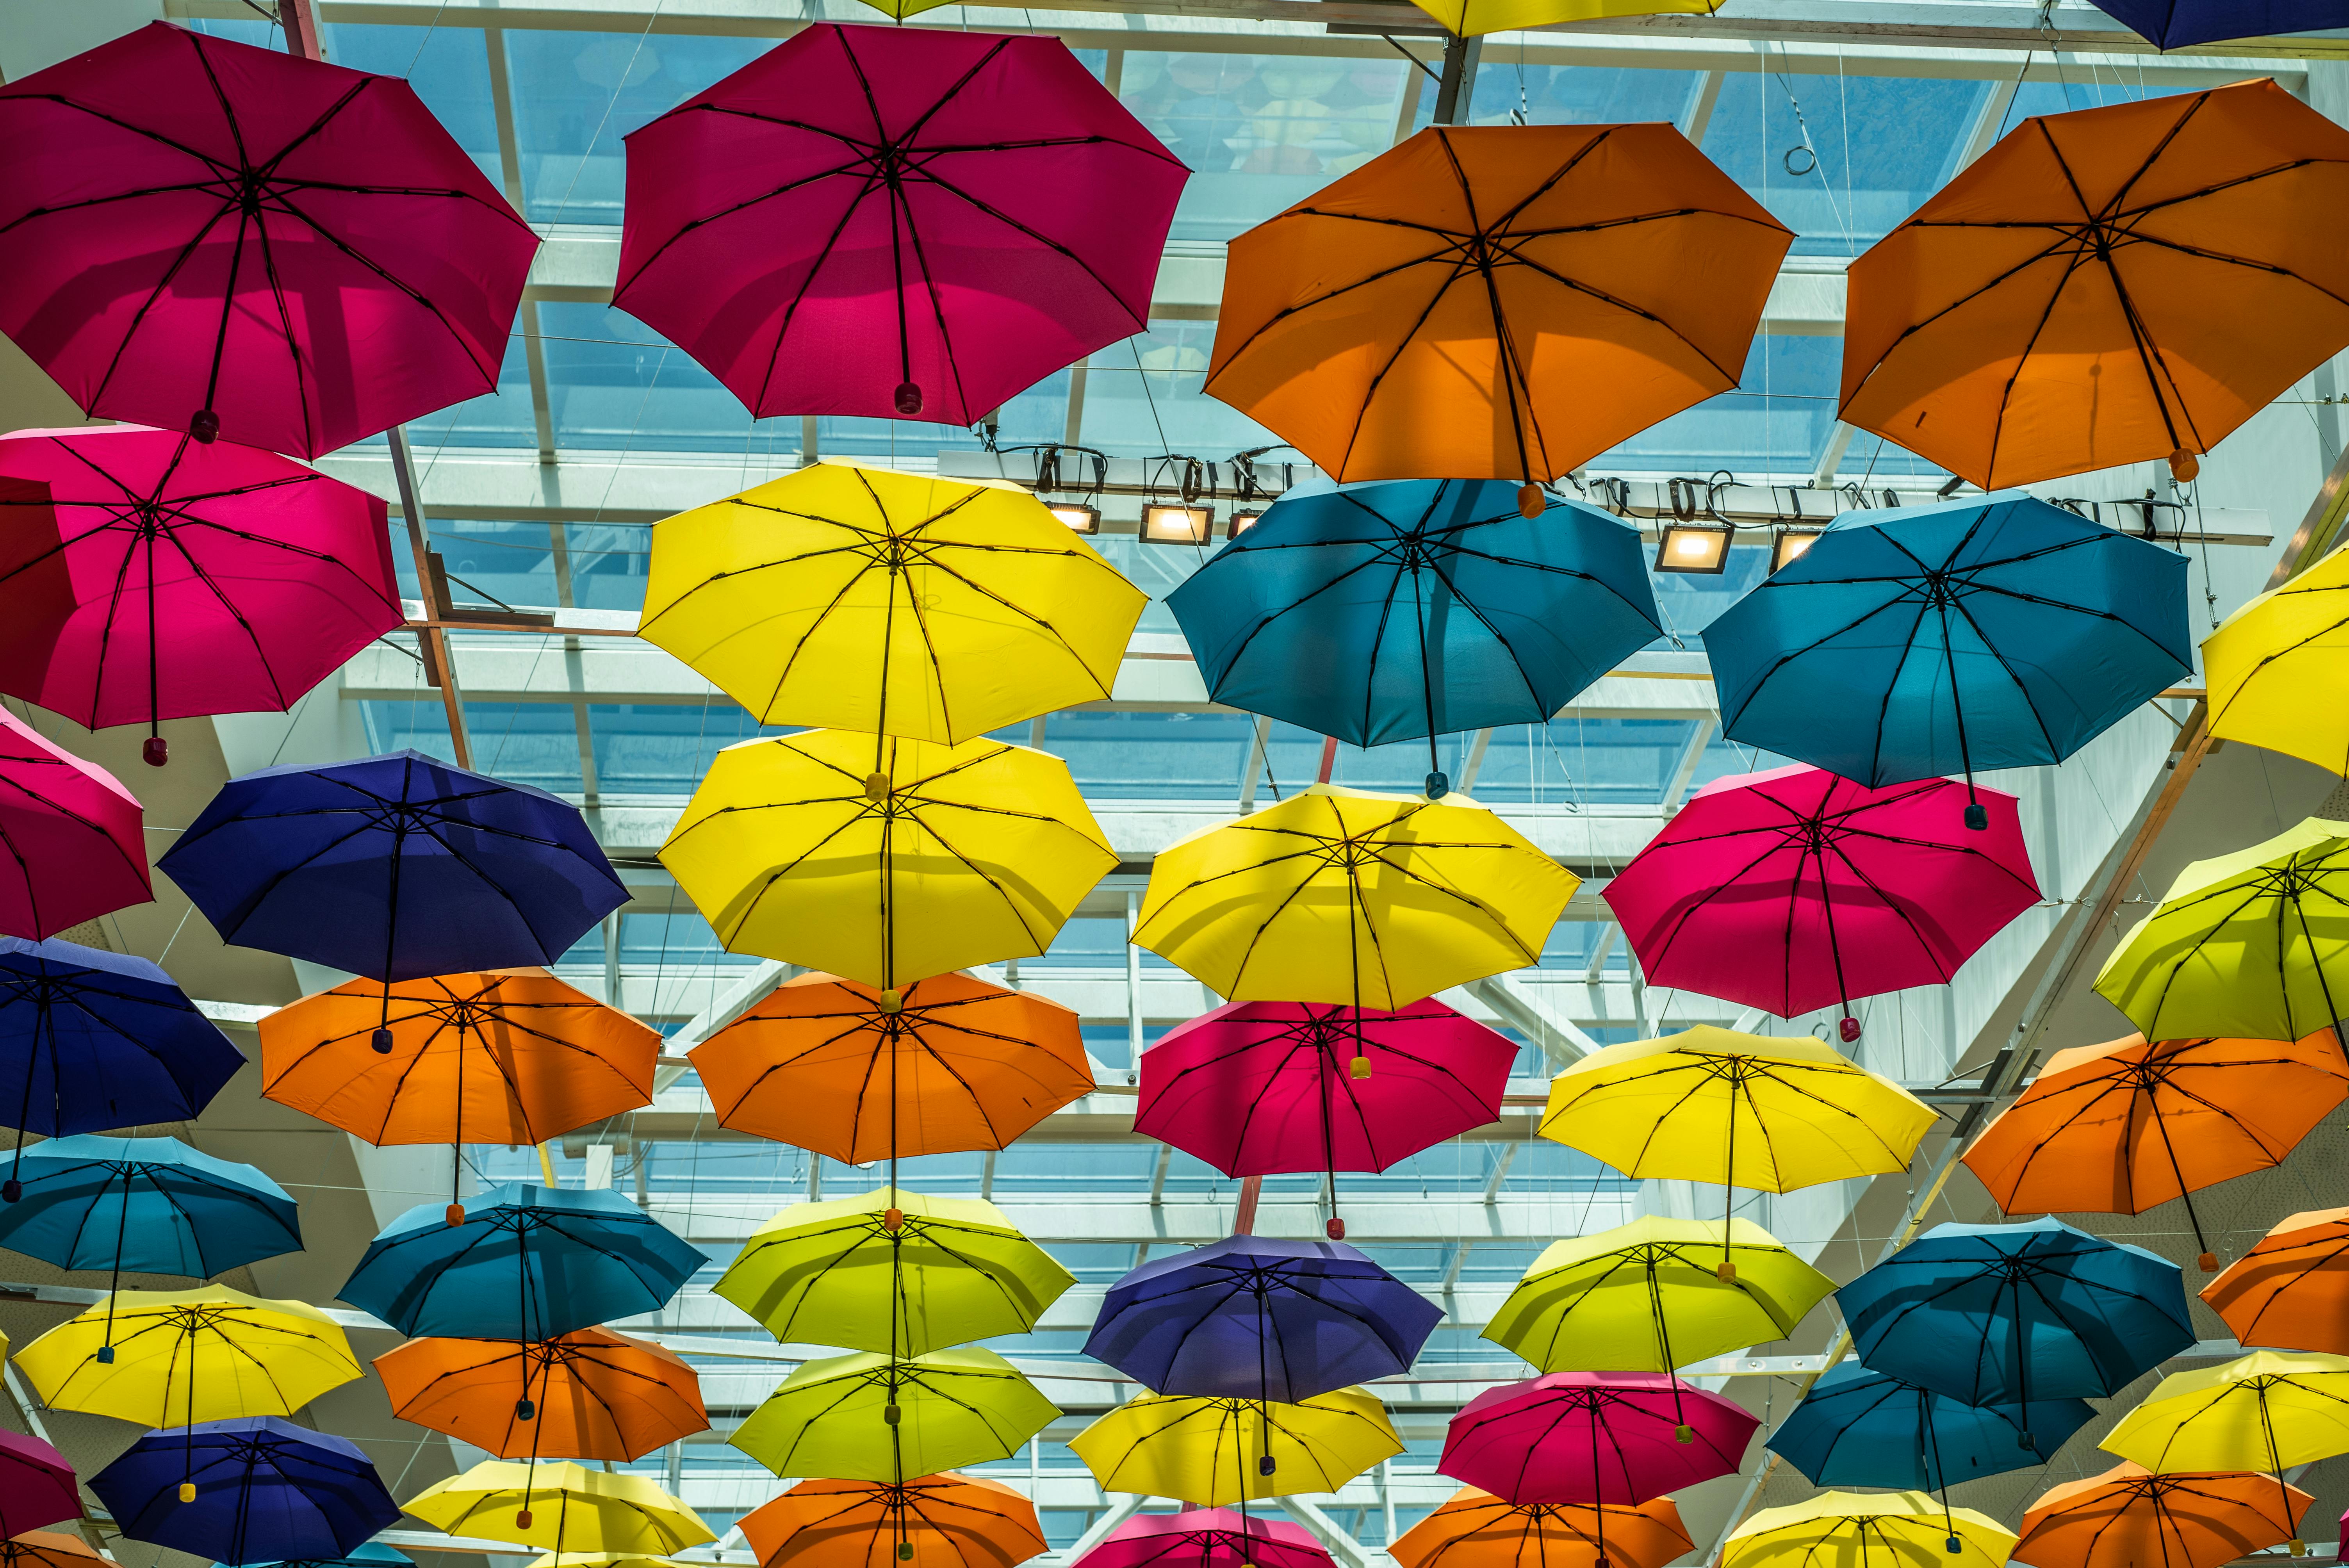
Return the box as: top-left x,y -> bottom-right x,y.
0,1134 -> 301,1287
1166,478 -> 1660,797
1766,1361 -> 2094,1490
340,1182 -> 704,1339
1706,494 -> 2190,827
89,1417 -> 399,1567
2088,0 -> 2349,48
1084,1235 -> 1442,1404
1837,1218 -> 2194,1419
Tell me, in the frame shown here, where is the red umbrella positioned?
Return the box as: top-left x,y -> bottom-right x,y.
0,427 -> 402,764
617,22 -> 1187,427
0,708 -> 150,940
0,1431 -> 80,1536
1440,1372 -> 1758,1507
1603,765 -> 2041,1041
0,22 -> 538,458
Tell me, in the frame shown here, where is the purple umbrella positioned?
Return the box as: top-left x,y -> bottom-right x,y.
1077,1509 -> 1333,1568
89,1418 -> 398,1566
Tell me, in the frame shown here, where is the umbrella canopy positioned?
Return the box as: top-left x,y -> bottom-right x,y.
739,1474 -> 1045,1568
2101,1351 -> 2349,1476
1720,1493 -> 2015,1568
1704,495 -> 2190,803
1404,0 -> 1721,35
0,1433 -> 83,1537
1135,998 -> 1515,1179
1164,478 -> 1659,785
1084,1235 -> 1443,1404
1765,1363 -> 2095,1491
0,1534 -> 109,1568
1839,1219 -> 2195,1408
0,426 -> 401,750
1078,1508 -> 1332,1568
1840,79 -> 2349,488
375,1329 -> 709,1463
18,1285 -> 360,1425
1390,1490 -> 1691,1568
730,1348 -> 1057,1483
258,969 -> 658,1147
1205,125 -> 1790,498
691,973 -> 1091,1164
2016,1463 -> 2312,1568
1071,1388 -> 1401,1506
1962,1033 -> 2346,1268
405,1461 -> 715,1555
92,1418 -> 399,1566
0,710 -> 149,941
0,1134 -> 301,1281
617,23 -> 1184,429
1483,1218 -> 1834,1374
239,1543 -> 412,1568
716,1187 -> 1073,1358
1439,1372 -> 1758,1506
1604,766 -> 2040,1030
661,732 -> 1114,991
2089,0 -> 2349,45
2203,1207 -> 2349,1355
638,463 -> 1144,744
0,23 -> 536,458
2205,545 -> 2349,775
340,1185 -> 704,1341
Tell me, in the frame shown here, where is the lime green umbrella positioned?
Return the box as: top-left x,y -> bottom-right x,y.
729,1348 -> 1057,1482
2094,818 -> 2349,1047
716,1187 -> 1075,1358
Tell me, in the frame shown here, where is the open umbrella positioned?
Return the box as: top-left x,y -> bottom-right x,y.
1078,1509 -> 1332,1568
376,1329 -> 709,1462
0,1135 -> 301,1291
18,1286 -> 360,1425
0,1433 -> 82,1537
2088,0 -> 2349,45
1766,1362 -> 2094,1490
0,1535 -> 108,1568
90,1419 -> 399,1564
730,1349 -> 1057,1484
1439,1372 -> 1758,1506
1704,495 -> 2190,816
1165,477 -> 1660,793
406,1462 -> 714,1553
2203,1208 -> 2349,1355
0,23 -> 537,458
1604,766 -> 2040,1037
1206,125 -> 1790,506
0,710 -> 149,939
1405,0 -> 1721,33
2205,545 -> 2349,775
244,1545 -> 412,1568
2099,1351 -> 2349,1553
2016,1463 -> 2312,1568
1721,1493 -> 2014,1568
1390,1490 -> 1691,1568
1071,1388 -> 1401,1506
740,1475 -> 1045,1568
639,463 -> 1144,744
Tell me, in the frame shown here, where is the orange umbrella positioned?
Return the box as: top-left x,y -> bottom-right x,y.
1841,78 -> 2349,489
739,1474 -> 1044,1568
2203,1208 -> 2349,1356
2015,1463 -> 2309,1568
1961,1032 -> 2346,1272
376,1328 -> 708,1463
690,972 -> 1091,1164
1205,124 -> 1789,512
0,1536 -> 103,1568
259,969 -> 658,1146
1392,1488 -> 1690,1568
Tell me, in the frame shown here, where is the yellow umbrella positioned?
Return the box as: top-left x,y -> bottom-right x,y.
730,1348 -> 1059,1482
407,1461 -> 716,1553
2205,544 -> 2349,775
1722,1491 -> 2017,1568
1069,1387 -> 1402,1505
531,1556 -> 682,1568
659,729 -> 1115,991
1133,783 -> 1576,1009
1406,0 -> 1718,36
640,461 -> 1144,745
16,1286 -> 359,1425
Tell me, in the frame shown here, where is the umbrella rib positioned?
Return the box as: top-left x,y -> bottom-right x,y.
610,155 -> 873,296
1205,242 -> 1466,382
1502,247 -> 1744,386
1335,251 -> 1483,483
146,517 -> 296,707
888,176 -> 982,422
2114,230 -> 2349,315
262,188 -> 510,388
749,167 -> 892,413
78,196 -> 244,428
902,163 -> 1153,328
1842,230 -> 2089,412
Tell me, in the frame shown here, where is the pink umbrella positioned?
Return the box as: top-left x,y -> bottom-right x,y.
0,708 -> 150,940
0,426 -> 403,765
1602,765 -> 2040,1041
0,1430 -> 80,1535
1076,1508 -> 1333,1568
1440,1372 -> 1758,1507
616,23 -> 1188,427
0,22 -> 538,458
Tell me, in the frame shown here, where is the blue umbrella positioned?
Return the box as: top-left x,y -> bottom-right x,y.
1166,478 -> 1660,797
1084,1235 -> 1442,1404
0,1135 -> 301,1288
2088,0 -> 2349,48
241,1544 -> 411,1568
1766,1361 -> 2094,1490
89,1417 -> 400,1567
1837,1218 -> 2194,1420
1705,493 -> 2189,827
339,1183 -> 704,1340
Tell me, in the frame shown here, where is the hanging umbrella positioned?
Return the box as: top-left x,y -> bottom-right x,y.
1704,495 -> 2190,816
1078,1508 -> 1333,1568
1765,1363 -> 2094,1490
1392,1490 -> 1689,1568
617,23 -> 1184,428
339,1184 -> 704,1340
2088,0 -> 2349,45
0,1433 -> 83,1537
1962,1033 -> 2346,1271
0,426 -> 403,761
1404,0 -> 1720,34
1071,1388 -> 1401,1506
1206,125 -> 1790,508
1084,1235 -> 1443,1404
2205,545 -> 2349,775
1838,1219 -> 2195,1415
691,973 -> 1092,1165
243,1542 -> 413,1568
529,1556 -> 683,1568
1720,1493 -> 2015,1568
1135,998 -> 1515,1181
0,1535 -> 108,1568
2016,1463 -> 2312,1568
2099,1351 -> 2349,1553
639,463 -> 1144,744
1603,766 -> 2041,1037
0,23 -> 537,458
729,1349 -> 1058,1484
405,1461 -> 714,1553
1164,477 -> 1659,794
0,1135 -> 302,1291
16,1286 -> 360,1425
661,731 -> 1115,993
2203,1208 -> 2349,1354
1438,1372 -> 1758,1506
740,1474 -> 1045,1568
0,710 -> 149,939
375,1329 -> 709,1462
90,1419 -> 399,1564
716,1187 -> 1073,1358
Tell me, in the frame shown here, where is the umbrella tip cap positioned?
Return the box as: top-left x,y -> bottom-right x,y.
1325,1217 -> 1346,1240
883,1206 -> 905,1231
370,1028 -> 395,1055
1964,802 -> 1989,832
1674,1424 -> 1695,1444
2170,449 -> 2200,483
1348,1056 -> 1372,1081
1945,1539 -> 1963,1555
515,1398 -> 535,1420
516,1510 -> 533,1529
1838,1016 -> 1861,1043
143,737 -> 168,767
189,411 -> 218,444
2290,1543 -> 2308,1559
895,382 -> 925,416
1,1180 -> 18,1204
898,1547 -> 914,1562
2198,1252 -> 2219,1272
1425,772 -> 1449,798
1517,484 -> 1544,519
177,1483 -> 195,1503
446,1203 -> 467,1227
1716,1260 -> 1736,1281
879,988 -> 903,1014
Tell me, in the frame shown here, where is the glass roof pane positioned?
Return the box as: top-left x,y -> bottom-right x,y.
1417,62 -> 1704,130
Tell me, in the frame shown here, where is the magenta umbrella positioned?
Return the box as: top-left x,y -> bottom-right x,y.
1441,1372 -> 1757,1507
0,709 -> 149,941
617,22 -> 1188,427
1602,765 -> 2040,1041
1077,1508 -> 1333,1568
0,22 -> 538,458
0,426 -> 403,765
0,1430 -> 80,1536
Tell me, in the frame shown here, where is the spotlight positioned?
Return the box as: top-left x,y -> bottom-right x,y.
1655,522 -> 1732,575
1228,509 -> 1264,538
1141,502 -> 1213,545
1047,503 -> 1101,535
1771,527 -> 1824,574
